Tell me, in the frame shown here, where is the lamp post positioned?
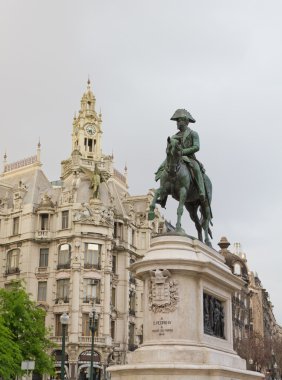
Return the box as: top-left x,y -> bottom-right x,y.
60,312 -> 69,380
89,308 -> 97,380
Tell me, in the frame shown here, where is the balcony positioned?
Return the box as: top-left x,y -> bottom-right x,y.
50,336 -> 69,344
57,263 -> 71,270
84,263 -> 101,270
79,336 -> 106,345
55,297 -> 69,304
35,230 -> 53,241
83,296 -> 101,304
5,267 -> 20,276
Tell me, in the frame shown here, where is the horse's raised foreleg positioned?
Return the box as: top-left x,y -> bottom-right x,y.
176,187 -> 187,232
148,188 -> 162,220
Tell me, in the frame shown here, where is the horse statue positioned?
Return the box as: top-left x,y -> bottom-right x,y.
148,137 -> 213,247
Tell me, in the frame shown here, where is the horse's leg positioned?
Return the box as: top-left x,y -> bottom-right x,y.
176,187 -> 187,232
201,201 -> 212,247
186,203 -> 203,242
148,188 -> 162,220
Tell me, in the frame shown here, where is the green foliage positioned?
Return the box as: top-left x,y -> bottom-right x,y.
0,315 -> 22,379
0,281 -> 55,377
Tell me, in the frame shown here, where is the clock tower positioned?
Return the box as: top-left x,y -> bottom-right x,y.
72,79 -> 103,159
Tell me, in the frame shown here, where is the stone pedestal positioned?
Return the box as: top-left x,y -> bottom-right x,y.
108,234 -> 263,380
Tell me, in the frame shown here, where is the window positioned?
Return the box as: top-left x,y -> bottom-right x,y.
128,323 -> 136,351
13,217 -> 19,235
112,254 -> 117,274
129,291 -> 136,316
40,214 -> 49,230
84,243 -> 101,269
58,244 -> 71,269
234,263 -> 242,275
39,248 -> 49,267
38,282 -> 47,301
114,222 -> 123,239
6,249 -> 20,274
111,287 -> 116,307
111,320 -> 115,340
56,279 -> 70,303
82,313 -> 99,336
83,279 -> 100,303
55,314 -> 69,336
62,210 -> 69,229
140,232 -> 146,249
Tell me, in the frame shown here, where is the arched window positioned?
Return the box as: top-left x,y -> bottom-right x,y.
58,244 -> 71,269
234,262 -> 241,275
6,249 -> 20,274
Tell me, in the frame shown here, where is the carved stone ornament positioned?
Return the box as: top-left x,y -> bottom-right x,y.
149,269 -> 179,313
73,202 -> 114,226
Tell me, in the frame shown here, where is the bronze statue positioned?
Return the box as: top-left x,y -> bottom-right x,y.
81,164 -> 102,199
148,109 -> 213,246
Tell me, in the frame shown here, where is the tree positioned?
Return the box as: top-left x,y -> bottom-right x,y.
235,332 -> 272,372
0,315 -> 22,379
0,281 -> 55,377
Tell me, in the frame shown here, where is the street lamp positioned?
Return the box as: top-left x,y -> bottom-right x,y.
60,312 -> 69,380
89,308 -> 98,380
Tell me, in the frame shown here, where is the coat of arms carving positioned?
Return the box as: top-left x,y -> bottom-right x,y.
149,269 -> 178,313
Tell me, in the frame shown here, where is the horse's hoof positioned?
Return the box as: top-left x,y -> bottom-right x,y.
148,211 -> 155,220
176,227 -> 186,235
205,240 -> 213,248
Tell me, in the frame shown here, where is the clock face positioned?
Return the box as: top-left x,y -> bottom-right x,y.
85,124 -> 96,136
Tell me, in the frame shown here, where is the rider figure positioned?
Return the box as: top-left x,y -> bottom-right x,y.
155,109 -> 206,202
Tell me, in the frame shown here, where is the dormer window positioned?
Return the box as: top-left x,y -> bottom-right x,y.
234,263 -> 242,275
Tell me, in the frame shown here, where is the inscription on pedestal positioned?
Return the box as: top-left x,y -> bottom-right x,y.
151,317 -> 173,335
148,269 -> 178,313
203,293 -> 225,339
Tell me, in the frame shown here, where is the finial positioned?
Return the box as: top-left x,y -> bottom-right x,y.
73,112 -> 77,120
37,139 -> 41,162
3,151 -> 7,161
124,162 -> 128,172
218,236 -> 230,250
87,76 -> 91,90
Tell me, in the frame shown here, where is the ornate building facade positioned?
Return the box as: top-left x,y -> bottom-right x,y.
218,237 -> 281,377
0,81 -> 165,380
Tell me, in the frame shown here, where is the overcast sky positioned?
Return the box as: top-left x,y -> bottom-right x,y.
1,1 -> 282,324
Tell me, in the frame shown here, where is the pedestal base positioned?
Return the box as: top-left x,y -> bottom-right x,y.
108,235 -> 264,380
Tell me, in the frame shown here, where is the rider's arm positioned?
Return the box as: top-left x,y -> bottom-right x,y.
182,131 -> 200,155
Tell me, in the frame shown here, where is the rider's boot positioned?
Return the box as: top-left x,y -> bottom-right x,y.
194,169 -> 206,202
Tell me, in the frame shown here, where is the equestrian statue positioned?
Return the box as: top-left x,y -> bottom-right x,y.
148,109 -> 213,247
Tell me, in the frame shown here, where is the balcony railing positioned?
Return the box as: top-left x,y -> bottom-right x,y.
83,297 -> 101,304
5,267 -> 20,275
35,230 -> 52,240
79,336 -> 106,345
55,297 -> 69,304
84,263 -> 101,270
57,263 -> 71,270
50,336 -> 69,344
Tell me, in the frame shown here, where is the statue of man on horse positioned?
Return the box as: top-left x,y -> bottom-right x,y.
148,109 -> 213,246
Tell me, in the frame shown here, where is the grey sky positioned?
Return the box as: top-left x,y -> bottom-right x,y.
1,0 -> 282,323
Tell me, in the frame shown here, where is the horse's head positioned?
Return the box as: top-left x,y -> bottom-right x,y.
166,136 -> 181,159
